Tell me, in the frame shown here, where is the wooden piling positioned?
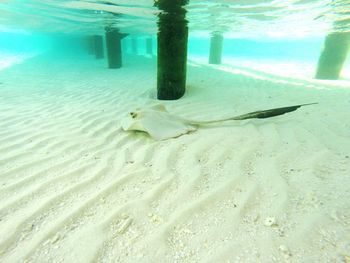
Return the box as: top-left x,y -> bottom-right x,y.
105,27 -> 128,68
315,32 -> 350,80
209,32 -> 223,64
94,35 -> 104,59
156,0 -> 189,100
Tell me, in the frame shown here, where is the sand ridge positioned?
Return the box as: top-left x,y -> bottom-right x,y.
0,54 -> 349,262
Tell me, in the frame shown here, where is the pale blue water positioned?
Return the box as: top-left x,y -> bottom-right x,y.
0,31 -> 325,59
0,0 -> 349,70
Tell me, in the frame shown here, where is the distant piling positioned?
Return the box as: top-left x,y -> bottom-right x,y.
146,37 -> 153,57
87,36 -> 95,55
131,37 -> 138,54
105,27 -> 128,68
209,32 -> 224,64
156,0 -> 189,100
315,32 -> 350,80
94,35 -> 104,59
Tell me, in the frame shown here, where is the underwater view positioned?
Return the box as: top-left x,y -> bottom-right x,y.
0,0 -> 350,262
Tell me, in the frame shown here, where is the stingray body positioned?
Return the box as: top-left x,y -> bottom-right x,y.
121,103 -> 317,140
121,105 -> 197,140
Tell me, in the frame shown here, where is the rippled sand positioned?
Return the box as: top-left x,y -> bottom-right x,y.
0,54 -> 349,262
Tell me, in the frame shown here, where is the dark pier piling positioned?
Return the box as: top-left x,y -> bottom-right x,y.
105,27 -> 128,68
156,0 -> 189,100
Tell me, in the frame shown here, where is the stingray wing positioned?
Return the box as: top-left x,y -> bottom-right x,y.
120,108 -> 196,140
140,111 -> 197,140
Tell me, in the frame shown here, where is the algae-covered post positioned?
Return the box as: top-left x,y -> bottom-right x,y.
105,27 -> 128,69
156,0 -> 189,100
315,32 -> 350,80
209,32 -> 224,64
94,35 -> 104,59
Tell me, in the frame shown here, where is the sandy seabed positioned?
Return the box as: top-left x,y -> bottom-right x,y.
0,53 -> 349,263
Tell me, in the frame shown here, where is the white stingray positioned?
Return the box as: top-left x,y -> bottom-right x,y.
121,104 -> 198,140
120,103 -> 315,140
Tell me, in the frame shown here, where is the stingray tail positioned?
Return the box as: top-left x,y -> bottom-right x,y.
188,103 -> 318,125
231,103 -> 318,120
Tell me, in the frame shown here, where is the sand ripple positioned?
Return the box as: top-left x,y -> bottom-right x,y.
0,55 -> 349,262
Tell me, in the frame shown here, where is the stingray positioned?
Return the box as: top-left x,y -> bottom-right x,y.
121,103 -> 317,140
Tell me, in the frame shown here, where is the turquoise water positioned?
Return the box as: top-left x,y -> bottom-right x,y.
1,2 -> 350,262
0,0 -> 349,70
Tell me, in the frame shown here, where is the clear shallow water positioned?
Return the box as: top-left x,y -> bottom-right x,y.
0,0 -> 349,37
0,2 -> 350,263
0,0 -> 349,79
